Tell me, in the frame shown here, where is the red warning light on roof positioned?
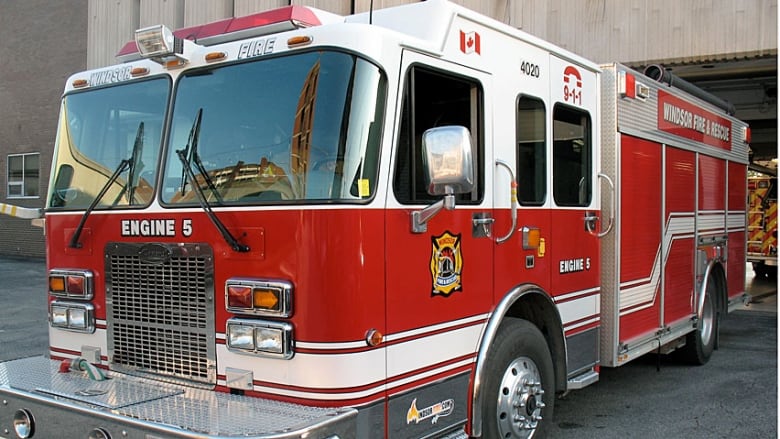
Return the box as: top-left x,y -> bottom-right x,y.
117,5 -> 322,60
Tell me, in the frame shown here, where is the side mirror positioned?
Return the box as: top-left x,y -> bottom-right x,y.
422,126 -> 474,196
412,126 -> 474,233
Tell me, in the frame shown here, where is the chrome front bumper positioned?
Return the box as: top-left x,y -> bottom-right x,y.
0,357 -> 356,439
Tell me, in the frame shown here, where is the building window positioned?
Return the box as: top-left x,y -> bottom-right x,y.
7,153 -> 40,198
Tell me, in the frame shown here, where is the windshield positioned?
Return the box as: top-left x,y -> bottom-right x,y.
162,50 -> 385,204
48,78 -> 169,209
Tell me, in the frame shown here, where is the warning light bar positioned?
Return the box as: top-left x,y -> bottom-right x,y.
117,6 -> 325,63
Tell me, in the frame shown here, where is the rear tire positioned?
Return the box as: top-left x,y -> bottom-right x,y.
753,262 -> 777,280
679,279 -> 718,365
482,318 -> 555,438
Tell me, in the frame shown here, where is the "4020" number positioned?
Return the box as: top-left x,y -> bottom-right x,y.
520,61 -> 540,78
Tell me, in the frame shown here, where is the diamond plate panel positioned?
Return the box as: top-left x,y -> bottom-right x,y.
1,357 -> 357,437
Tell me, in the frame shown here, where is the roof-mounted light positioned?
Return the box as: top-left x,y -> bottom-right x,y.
287,35 -> 313,48
117,5 -> 330,61
618,70 -> 650,100
136,25 -> 177,58
135,24 -> 197,65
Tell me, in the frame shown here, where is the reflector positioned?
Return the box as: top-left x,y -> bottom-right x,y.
522,226 -> 541,250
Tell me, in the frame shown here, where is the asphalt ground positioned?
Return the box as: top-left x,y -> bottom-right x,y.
548,267 -> 778,439
0,257 -> 776,438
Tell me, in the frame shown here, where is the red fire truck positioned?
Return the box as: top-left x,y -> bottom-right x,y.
747,176 -> 777,278
0,1 -> 750,438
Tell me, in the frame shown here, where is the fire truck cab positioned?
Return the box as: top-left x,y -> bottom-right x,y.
0,1 -> 750,438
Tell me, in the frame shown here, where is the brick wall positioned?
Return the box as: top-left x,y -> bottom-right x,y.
0,0 -> 87,258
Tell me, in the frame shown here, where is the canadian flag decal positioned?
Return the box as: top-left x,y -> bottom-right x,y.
459,30 -> 481,55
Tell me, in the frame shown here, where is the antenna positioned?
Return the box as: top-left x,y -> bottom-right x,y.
370,0 -> 373,24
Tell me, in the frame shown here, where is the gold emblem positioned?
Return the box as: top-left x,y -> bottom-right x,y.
430,232 -> 463,296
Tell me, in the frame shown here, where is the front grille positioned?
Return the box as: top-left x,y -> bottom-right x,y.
105,242 -> 216,385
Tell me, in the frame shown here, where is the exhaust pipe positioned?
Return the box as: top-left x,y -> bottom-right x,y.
644,64 -> 736,115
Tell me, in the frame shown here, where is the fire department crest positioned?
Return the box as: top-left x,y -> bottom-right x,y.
430,231 -> 463,296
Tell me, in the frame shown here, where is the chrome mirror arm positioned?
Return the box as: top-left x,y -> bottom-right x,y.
411,190 -> 455,233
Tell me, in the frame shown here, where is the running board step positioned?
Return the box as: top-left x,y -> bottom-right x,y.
437,429 -> 468,439
567,369 -> 599,390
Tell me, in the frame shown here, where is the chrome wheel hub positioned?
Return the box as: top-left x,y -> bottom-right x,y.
496,356 -> 545,438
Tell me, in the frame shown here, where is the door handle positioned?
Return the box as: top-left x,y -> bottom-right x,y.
494,160 -> 517,244
585,172 -> 615,238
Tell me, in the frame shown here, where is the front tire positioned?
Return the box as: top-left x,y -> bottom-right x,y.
482,318 -> 555,438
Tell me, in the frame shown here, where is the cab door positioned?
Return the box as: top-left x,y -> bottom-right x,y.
384,51 -> 493,438
547,56 -> 602,372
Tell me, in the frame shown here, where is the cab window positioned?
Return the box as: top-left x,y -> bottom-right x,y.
393,65 -> 483,204
553,104 -> 591,206
516,96 -> 546,205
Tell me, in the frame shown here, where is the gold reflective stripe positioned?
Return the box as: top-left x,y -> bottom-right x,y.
0,203 -> 41,219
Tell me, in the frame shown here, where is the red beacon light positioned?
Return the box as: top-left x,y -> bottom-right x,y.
618,70 -> 650,100
116,5 -> 325,63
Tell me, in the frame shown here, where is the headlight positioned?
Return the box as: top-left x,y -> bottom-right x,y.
226,278 -> 292,317
227,319 -> 293,359
256,327 -> 284,354
228,325 -> 255,350
51,306 -> 68,326
49,269 -> 93,299
68,307 -> 88,329
88,428 -> 111,439
50,301 -> 95,333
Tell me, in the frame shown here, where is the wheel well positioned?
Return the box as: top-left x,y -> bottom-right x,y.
504,291 -> 567,394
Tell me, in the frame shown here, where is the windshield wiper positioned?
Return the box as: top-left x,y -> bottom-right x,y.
114,122 -> 145,205
69,121 -> 149,248
69,158 -> 131,248
176,110 -> 249,253
179,109 -> 221,203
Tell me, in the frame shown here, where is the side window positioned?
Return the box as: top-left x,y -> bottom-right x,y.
393,65 -> 483,204
516,96 -> 546,205
553,105 -> 591,206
